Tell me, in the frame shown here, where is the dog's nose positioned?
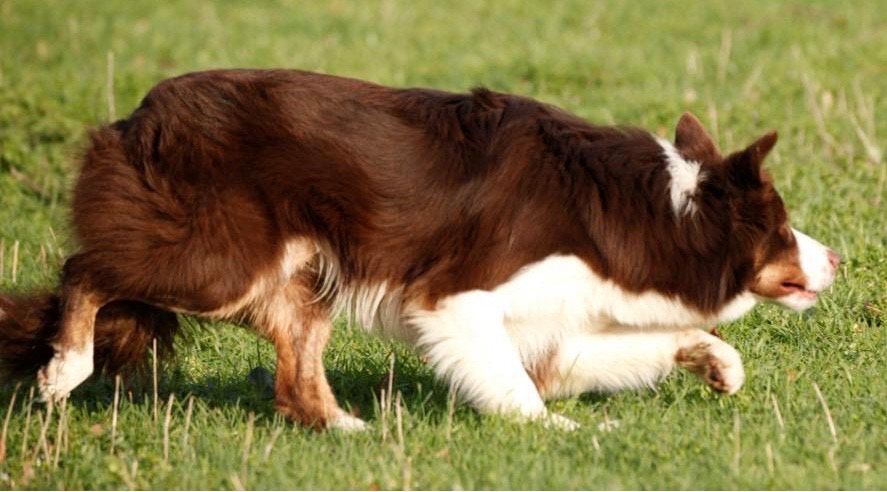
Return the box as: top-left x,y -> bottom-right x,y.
827,249 -> 841,271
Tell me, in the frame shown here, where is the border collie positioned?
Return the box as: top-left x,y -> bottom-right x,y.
0,70 -> 839,430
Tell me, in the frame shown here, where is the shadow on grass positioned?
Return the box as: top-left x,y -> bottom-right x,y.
0,355 -> 455,428
2,330 -> 658,429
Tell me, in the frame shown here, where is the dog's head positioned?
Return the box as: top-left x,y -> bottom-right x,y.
674,113 -> 840,311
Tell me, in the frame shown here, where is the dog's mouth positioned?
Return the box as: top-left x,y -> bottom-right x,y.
780,281 -> 818,299
767,280 -> 826,312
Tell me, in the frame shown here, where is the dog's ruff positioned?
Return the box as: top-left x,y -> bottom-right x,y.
0,70 -> 838,430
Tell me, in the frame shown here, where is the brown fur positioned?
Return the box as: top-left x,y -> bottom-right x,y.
0,69 -> 809,426
0,293 -> 177,378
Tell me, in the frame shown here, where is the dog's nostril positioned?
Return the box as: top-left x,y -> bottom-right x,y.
827,249 -> 841,270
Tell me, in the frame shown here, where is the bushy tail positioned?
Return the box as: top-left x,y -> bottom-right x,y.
0,292 -> 178,379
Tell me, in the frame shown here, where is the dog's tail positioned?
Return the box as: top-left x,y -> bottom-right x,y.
0,292 -> 179,379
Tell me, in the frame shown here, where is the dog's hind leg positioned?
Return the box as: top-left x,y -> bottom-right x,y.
37,261 -> 109,401
250,274 -> 366,431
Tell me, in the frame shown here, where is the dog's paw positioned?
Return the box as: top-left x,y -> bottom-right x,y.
703,342 -> 744,395
37,362 -> 73,403
676,340 -> 745,395
37,350 -> 93,403
542,413 -> 581,431
327,413 -> 369,432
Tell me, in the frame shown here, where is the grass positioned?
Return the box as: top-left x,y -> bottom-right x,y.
0,0 -> 884,489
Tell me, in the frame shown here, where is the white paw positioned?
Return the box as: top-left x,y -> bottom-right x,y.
707,342 -> 745,395
37,348 -> 94,402
542,413 -> 581,431
327,413 -> 369,432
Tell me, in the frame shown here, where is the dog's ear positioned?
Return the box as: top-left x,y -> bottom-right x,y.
725,131 -> 778,188
675,112 -> 719,162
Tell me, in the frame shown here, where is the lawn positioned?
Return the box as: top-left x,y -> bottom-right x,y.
0,0 -> 884,489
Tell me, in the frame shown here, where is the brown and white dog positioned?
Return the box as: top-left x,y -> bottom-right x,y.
0,70 -> 839,430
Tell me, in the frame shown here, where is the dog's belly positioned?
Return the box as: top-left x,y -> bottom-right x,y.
371,253 -> 758,369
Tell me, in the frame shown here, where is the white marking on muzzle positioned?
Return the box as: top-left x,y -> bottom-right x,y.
775,229 -> 836,311
793,228 -> 835,292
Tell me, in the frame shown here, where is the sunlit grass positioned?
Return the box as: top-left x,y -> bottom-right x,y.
0,0 -> 884,489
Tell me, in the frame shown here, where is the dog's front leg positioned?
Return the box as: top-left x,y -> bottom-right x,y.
409,290 -> 577,430
531,328 -> 745,400
530,330 -> 682,399
675,329 -> 745,395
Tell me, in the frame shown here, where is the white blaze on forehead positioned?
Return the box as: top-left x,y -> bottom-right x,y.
656,137 -> 704,216
792,228 -> 835,292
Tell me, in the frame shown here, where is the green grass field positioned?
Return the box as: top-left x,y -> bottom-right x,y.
1,0 -> 885,489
